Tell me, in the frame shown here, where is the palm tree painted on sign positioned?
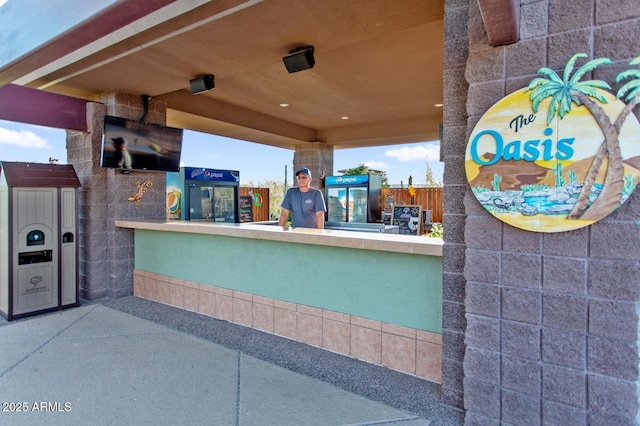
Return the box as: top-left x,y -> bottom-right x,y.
616,56 -> 640,137
526,53 -> 628,221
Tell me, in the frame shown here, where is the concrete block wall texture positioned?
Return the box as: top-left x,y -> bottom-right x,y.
67,102 -> 108,299
441,0 -> 470,411
67,93 -> 168,299
445,0 -> 640,423
293,142 -> 333,189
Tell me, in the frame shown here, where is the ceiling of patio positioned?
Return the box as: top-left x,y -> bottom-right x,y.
7,0 -> 444,150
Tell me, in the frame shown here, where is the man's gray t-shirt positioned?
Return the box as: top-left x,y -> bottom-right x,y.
281,187 -> 326,228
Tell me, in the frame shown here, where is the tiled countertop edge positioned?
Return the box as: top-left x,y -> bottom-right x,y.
115,219 -> 443,257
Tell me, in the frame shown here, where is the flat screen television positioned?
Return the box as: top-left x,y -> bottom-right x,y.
101,116 -> 183,172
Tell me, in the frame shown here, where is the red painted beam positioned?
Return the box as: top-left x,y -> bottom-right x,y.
477,0 -> 520,46
0,84 -> 88,131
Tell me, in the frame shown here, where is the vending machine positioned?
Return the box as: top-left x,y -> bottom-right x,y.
167,167 -> 240,223
0,162 -> 80,320
324,174 -> 382,223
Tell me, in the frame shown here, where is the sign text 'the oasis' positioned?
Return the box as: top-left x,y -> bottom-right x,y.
470,127 -> 575,165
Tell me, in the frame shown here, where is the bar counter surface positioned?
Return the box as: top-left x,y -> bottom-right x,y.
115,219 -> 443,256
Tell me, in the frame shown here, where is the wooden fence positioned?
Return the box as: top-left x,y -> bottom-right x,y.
239,187 -> 270,222
382,187 -> 443,224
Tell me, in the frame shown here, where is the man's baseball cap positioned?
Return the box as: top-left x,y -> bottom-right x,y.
296,167 -> 311,178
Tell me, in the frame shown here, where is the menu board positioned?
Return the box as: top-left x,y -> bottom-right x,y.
392,205 -> 422,235
239,196 -> 253,223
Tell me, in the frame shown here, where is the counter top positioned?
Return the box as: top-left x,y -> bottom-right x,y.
115,220 -> 442,257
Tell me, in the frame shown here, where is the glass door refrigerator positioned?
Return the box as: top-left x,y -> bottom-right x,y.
166,167 -> 240,222
324,174 -> 382,223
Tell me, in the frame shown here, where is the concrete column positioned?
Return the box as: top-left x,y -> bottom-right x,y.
456,0 -> 640,424
67,92 -> 168,299
441,0 -> 470,412
292,142 -> 334,191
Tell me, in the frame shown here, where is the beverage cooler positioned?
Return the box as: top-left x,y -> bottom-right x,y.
325,174 -> 382,223
167,167 -> 240,223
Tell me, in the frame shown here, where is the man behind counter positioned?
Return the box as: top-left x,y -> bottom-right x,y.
278,167 -> 326,229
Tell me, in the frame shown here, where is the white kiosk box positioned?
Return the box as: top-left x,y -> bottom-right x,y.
0,162 -> 81,320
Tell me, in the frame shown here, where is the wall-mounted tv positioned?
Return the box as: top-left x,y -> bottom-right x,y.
101,116 -> 183,172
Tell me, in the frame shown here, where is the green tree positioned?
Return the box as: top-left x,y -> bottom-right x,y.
527,53 -> 625,221
342,163 -> 390,187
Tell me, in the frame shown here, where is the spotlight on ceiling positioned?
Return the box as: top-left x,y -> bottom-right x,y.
283,46 -> 315,74
190,74 -> 215,94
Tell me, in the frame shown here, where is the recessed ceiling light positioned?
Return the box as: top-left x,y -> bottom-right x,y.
340,116 -> 350,120
279,103 -> 290,107
434,103 -> 443,108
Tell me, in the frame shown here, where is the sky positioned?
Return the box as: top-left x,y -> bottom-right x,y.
0,119 -> 444,186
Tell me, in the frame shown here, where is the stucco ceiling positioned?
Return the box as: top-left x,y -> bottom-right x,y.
5,0 -> 445,150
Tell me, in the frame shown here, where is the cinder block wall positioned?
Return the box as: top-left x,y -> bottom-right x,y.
293,142 -> 334,190
441,0 -> 470,411
443,0 -> 640,423
67,93 -> 168,299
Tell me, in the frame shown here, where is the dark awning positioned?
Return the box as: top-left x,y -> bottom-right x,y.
0,161 -> 81,188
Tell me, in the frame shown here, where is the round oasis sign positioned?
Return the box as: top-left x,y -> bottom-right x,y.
466,54 -> 640,233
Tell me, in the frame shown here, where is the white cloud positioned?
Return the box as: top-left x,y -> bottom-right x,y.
0,126 -> 50,149
363,160 -> 390,170
384,143 -> 440,162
